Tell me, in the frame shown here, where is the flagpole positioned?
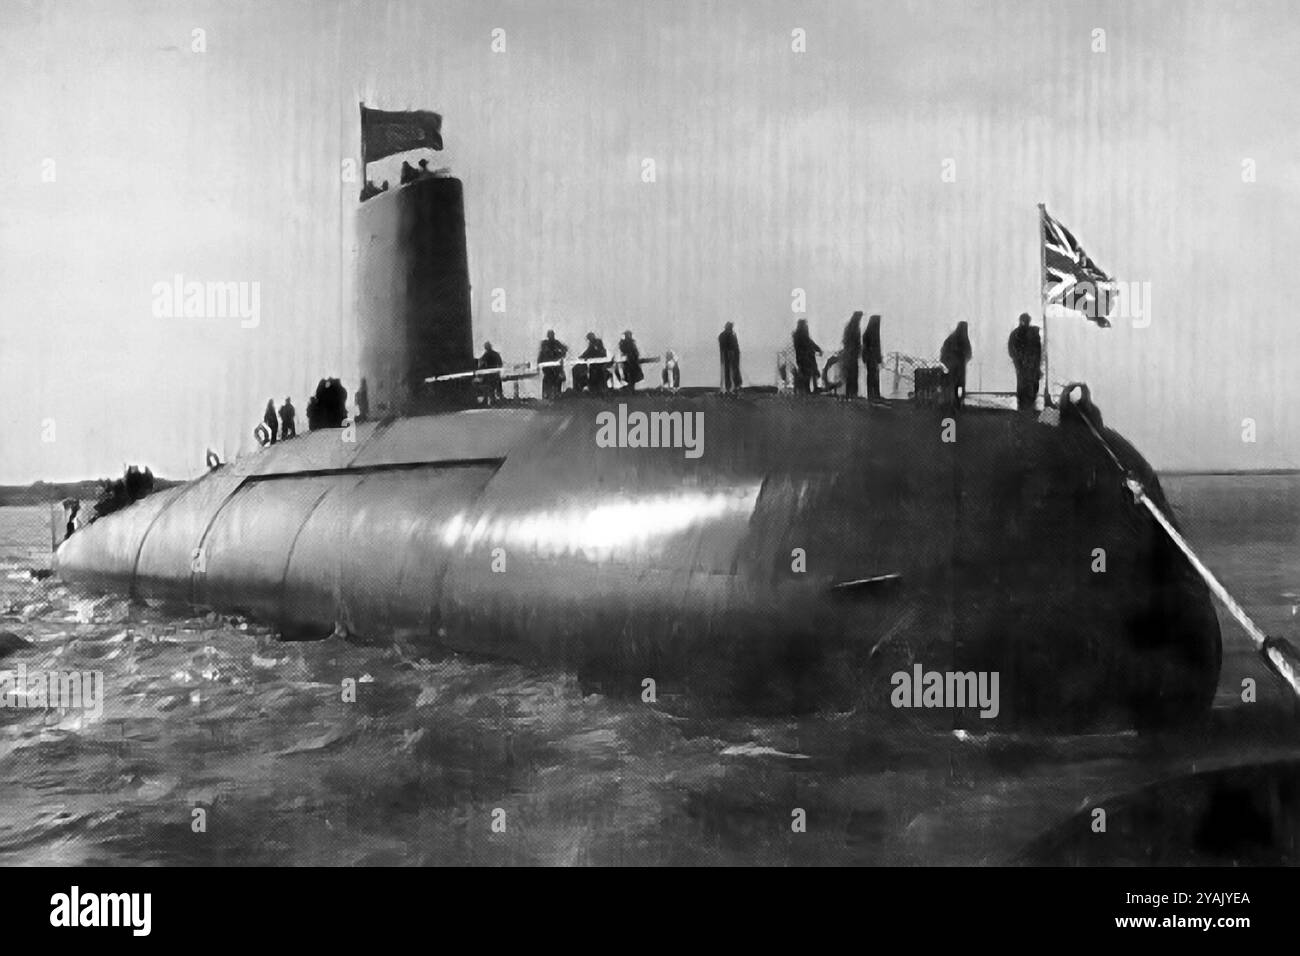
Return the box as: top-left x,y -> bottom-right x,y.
1038,202 -> 1050,407
359,101 -> 367,186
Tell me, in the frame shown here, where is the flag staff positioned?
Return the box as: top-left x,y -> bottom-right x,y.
359,101 -> 368,182
1038,202 -> 1051,407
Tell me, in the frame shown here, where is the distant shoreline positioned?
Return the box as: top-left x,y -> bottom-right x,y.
1160,469 -> 1300,478
0,478 -> 182,507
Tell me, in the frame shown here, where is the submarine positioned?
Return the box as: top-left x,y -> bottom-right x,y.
53,170 -> 1223,730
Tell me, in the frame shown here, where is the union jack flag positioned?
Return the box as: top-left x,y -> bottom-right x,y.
1041,206 -> 1117,327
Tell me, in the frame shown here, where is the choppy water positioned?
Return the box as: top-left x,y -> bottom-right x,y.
1,474 -> 1297,865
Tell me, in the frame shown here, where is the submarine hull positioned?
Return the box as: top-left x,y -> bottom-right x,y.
54,395 -> 1221,728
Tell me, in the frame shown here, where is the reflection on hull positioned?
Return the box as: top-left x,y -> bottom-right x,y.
438,485 -> 763,562
55,394 -> 1221,728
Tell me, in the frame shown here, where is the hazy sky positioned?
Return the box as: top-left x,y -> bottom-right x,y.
3,0 -> 1298,482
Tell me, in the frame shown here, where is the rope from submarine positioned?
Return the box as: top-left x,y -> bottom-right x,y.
1063,382 -> 1300,702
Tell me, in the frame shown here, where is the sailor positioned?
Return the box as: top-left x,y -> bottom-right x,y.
279,397 -> 296,440
1007,312 -> 1043,412
263,399 -> 279,444
64,499 -> 80,540
662,349 -> 681,391
863,314 -> 884,400
940,321 -> 973,409
718,321 -> 742,393
360,180 -> 381,202
400,160 -> 419,185
94,477 -> 126,518
538,330 -> 569,399
417,159 -> 432,178
306,394 -> 320,431
123,465 -> 152,502
581,332 -> 609,393
619,331 -> 643,392
356,378 -> 369,422
792,319 -> 822,394
314,378 -> 346,428
478,341 -> 504,405
205,448 -> 222,470
841,311 -> 863,399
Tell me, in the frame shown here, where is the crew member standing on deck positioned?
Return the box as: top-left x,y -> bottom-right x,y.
278,397 -> 296,440
863,314 -> 883,400
538,330 -> 568,399
619,331 -> 644,393
662,349 -> 681,391
792,319 -> 822,394
314,379 -> 333,427
1007,312 -> 1043,412
478,341 -> 504,405
581,332 -> 609,394
64,499 -> 80,540
718,321 -> 742,393
841,311 -> 863,399
262,399 -> 279,444
940,321 -> 973,409
313,378 -> 347,428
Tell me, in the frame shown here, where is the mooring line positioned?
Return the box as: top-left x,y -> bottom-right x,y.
1068,396 -> 1300,702
1124,476 -> 1300,700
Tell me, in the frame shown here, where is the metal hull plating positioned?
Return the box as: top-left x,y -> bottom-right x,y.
54,395 -> 1221,727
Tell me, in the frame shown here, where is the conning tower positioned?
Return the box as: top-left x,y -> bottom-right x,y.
355,175 -> 473,414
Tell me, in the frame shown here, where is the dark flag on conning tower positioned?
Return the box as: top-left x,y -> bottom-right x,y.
360,104 -> 444,165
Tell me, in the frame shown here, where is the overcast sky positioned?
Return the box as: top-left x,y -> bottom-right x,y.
2,0 -> 1298,482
